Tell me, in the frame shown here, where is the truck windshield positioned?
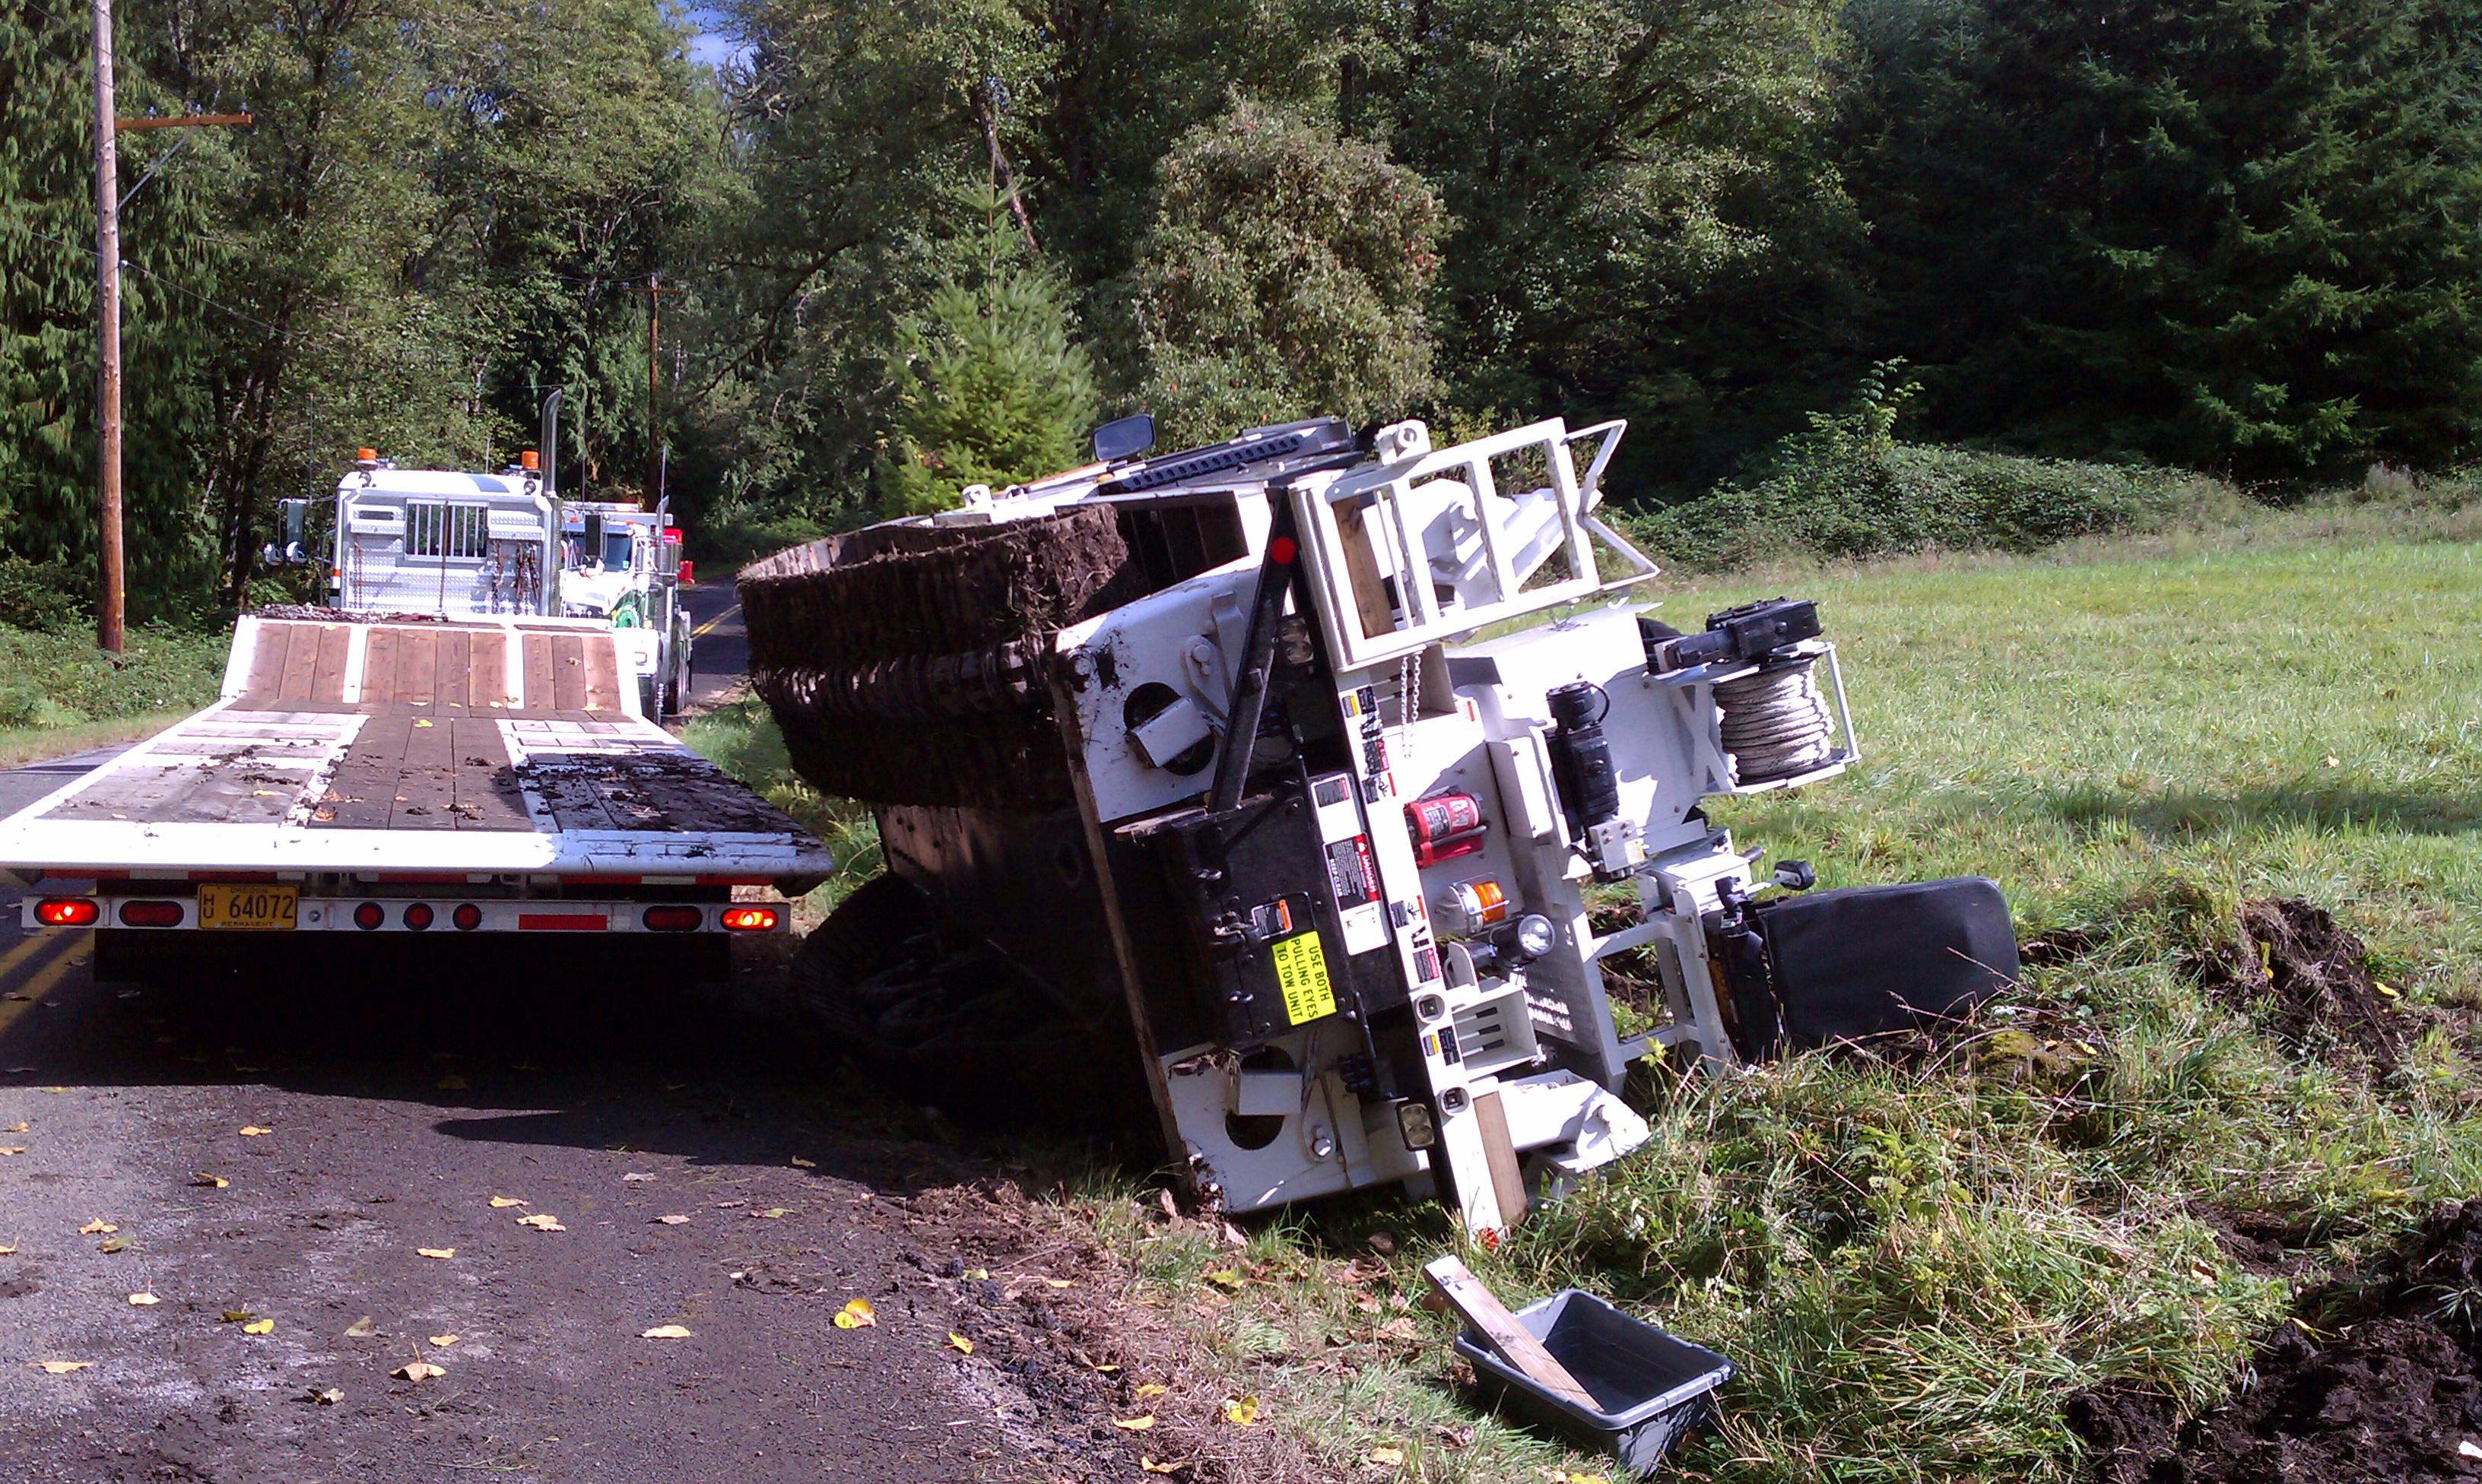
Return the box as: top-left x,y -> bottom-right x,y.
602,531 -> 634,569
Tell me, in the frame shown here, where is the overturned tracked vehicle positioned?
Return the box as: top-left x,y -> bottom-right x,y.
742,414 -> 2017,1233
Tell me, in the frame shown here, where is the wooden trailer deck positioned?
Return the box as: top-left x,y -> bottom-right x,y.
0,617 -> 829,880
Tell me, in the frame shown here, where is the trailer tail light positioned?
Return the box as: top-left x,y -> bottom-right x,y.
118,900 -> 184,928
353,902 -> 385,931
719,906 -> 778,933
403,902 -> 434,931
642,905 -> 702,932
452,903 -> 482,931
35,898 -> 98,927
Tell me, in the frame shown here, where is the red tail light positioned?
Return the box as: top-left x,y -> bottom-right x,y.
35,898 -> 98,927
353,902 -> 384,931
719,906 -> 778,933
118,900 -> 184,928
642,905 -> 702,932
452,903 -> 482,931
404,902 -> 434,931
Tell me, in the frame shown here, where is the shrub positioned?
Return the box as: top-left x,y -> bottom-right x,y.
1627,363 -> 2218,569
0,556 -> 94,633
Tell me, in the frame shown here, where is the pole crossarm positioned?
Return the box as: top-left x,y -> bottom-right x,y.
114,113 -> 253,131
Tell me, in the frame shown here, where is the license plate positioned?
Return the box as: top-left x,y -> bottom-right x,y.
196,883 -> 298,931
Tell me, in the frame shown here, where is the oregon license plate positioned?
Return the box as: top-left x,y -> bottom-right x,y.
195,883 -> 298,931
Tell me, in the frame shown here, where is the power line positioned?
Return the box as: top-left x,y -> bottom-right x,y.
18,224 -> 286,335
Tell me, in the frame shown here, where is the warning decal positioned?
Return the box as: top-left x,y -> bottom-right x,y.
1270,930 -> 1338,1026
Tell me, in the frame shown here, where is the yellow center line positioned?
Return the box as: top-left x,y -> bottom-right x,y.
691,602 -> 740,639
0,932 -> 85,1038
0,928 -> 71,985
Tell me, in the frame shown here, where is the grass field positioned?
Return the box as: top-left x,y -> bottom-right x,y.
1050,511 -> 2482,1483
6,623 -> 229,764
681,503 -> 2482,1481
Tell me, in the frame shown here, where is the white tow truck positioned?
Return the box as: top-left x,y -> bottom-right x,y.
0,439 -> 829,975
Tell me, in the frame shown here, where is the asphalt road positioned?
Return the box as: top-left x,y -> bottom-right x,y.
0,753 -> 1163,1483
678,579 -> 746,708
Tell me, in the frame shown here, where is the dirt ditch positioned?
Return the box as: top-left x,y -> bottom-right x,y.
2203,897 -> 2414,1079
2070,1200 -> 2482,1482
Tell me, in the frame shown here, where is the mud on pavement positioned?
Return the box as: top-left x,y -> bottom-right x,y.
0,932 -> 1210,1483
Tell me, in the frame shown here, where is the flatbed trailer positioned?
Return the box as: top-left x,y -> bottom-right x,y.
0,614 -> 831,953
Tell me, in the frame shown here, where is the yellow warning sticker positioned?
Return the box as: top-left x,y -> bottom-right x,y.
1270,931 -> 1337,1026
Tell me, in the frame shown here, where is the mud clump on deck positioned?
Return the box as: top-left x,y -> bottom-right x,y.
2070,1200 -> 2482,1483
2204,897 -> 2411,1078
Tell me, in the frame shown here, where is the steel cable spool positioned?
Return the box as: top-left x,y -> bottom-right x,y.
1716,658 -> 1834,783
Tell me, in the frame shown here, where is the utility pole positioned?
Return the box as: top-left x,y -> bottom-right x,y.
624,274 -> 682,506
90,0 -> 122,652
88,0 -> 251,652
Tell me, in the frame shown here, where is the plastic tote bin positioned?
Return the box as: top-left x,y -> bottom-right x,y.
1453,1289 -> 1733,1476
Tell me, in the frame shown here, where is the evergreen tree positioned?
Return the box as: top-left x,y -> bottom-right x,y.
0,2 -> 226,620
1852,0 -> 2482,474
878,266 -> 1098,515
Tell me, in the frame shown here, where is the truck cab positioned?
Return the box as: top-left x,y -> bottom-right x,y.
316,452 -> 694,719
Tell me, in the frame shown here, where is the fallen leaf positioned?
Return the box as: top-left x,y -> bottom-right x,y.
4,1123 -> 24,1133
487,1196 -> 526,1208
97,1238 -> 127,1254
790,1156 -> 816,1168
622,1172 -> 656,1182
243,1318 -> 275,1335
833,1298 -> 877,1330
712,1199 -> 745,1210
392,1362 -> 445,1382
1135,1382 -> 1167,1400
1201,1269 -> 1244,1292
343,1317 -> 376,1337
417,1248 -> 456,1260
1090,1362 -> 1121,1374
1221,1396 -> 1258,1426
191,1173 -> 229,1189
0,1147 -> 24,1156
221,1311 -> 256,1324
238,1126 -> 271,1137
0,1245 -> 14,1256
126,1292 -> 160,1307
750,1207 -> 791,1220
2462,1440 -> 2482,1461
78,1219 -> 116,1235
1370,1444 -> 1405,1467
640,1324 -> 693,1340
427,1334 -> 459,1347
1044,1278 -> 1074,1289
656,1214 -> 690,1225
963,1267 -> 990,1282
2376,981 -> 2403,1000
1376,1316 -> 1420,1344
312,1387 -> 344,1405
1354,1295 -> 1383,1315
1140,1459 -> 1183,1476
947,1332 -> 973,1355
30,1360 -> 92,1374
39,1086 -> 67,1094
1113,1415 -> 1157,1432
2325,755 -> 2341,768
515,1214 -> 566,1232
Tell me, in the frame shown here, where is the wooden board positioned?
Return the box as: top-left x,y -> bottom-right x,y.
279,622 -> 322,701
435,628 -> 472,713
1471,1090 -> 1531,1228
551,635 -> 587,711
522,633 -> 556,711
242,624 -> 290,698
310,624 -> 350,702
470,632 -> 510,711
581,636 -> 620,713
1423,1256 -> 1597,1410
361,626 -> 398,703
402,629 -> 438,707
